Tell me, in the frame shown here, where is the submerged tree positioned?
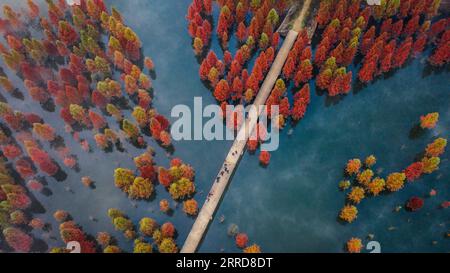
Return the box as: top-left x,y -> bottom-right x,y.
159,199 -> 170,213
29,218 -> 45,230
347,187 -> 365,204
3,227 -> 33,253
114,168 -> 135,193
420,112 -> 439,129
33,123 -> 56,141
96,232 -> 111,247
346,237 -> 363,253
169,178 -> 195,200
69,104 -> 87,125
158,238 -> 178,253
94,134 -> 109,150
425,138 -> 447,157
339,205 -> 358,223
406,196 -> 424,212
346,159 -> 361,175
339,180 -> 351,190
386,172 -> 406,192
106,104 -> 123,121
104,245 -> 121,253
161,222 -> 175,238
0,76 -> 15,93
58,21 -> 78,46
356,169 -> 374,186
94,133 -> 108,149
89,110 -> 107,130
259,151 -> 271,166
53,210 -> 69,223
421,157 -> 440,174
235,233 -> 249,249
2,145 -> 22,160
367,177 -> 385,196
158,167 -> 173,187
122,119 -> 139,139
243,244 -> 261,253
183,199 -> 198,216
139,217 -> 158,237
404,162 -> 424,182
10,210 -> 28,225
26,145 -> 59,176
128,177 -> 153,200
365,155 -> 376,167
113,216 -> 133,232
133,239 -> 152,253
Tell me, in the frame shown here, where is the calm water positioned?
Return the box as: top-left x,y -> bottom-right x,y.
0,0 -> 448,253
202,58 -> 450,253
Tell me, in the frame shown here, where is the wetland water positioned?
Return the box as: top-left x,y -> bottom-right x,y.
0,0 -> 448,252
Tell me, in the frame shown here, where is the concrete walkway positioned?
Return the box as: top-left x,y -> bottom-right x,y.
293,0 -> 312,32
180,0 -> 312,253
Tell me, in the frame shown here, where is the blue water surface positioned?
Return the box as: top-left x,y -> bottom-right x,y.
0,0 -> 448,253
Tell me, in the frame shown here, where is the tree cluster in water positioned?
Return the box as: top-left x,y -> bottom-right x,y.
187,0 -> 449,167
338,113 -> 446,226
0,0 -> 198,253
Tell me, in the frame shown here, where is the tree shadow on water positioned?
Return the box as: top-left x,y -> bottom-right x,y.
409,124 -> 426,140
163,144 -> 175,156
200,78 -> 214,92
41,99 -> 56,113
315,85 -> 327,97
325,94 -> 345,107
31,238 -> 49,253
52,167 -> 68,182
41,187 -> 53,197
112,96 -> 132,111
11,89 -> 25,100
149,70 -> 157,80
352,79 -> 367,95
115,142 -> 126,153
422,62 -> 449,78
381,69 -> 396,80
7,166 -> 46,214
0,92 -> 8,104
315,83 -> 347,108
336,216 -> 350,226
413,151 -> 426,162
49,136 -> 66,150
